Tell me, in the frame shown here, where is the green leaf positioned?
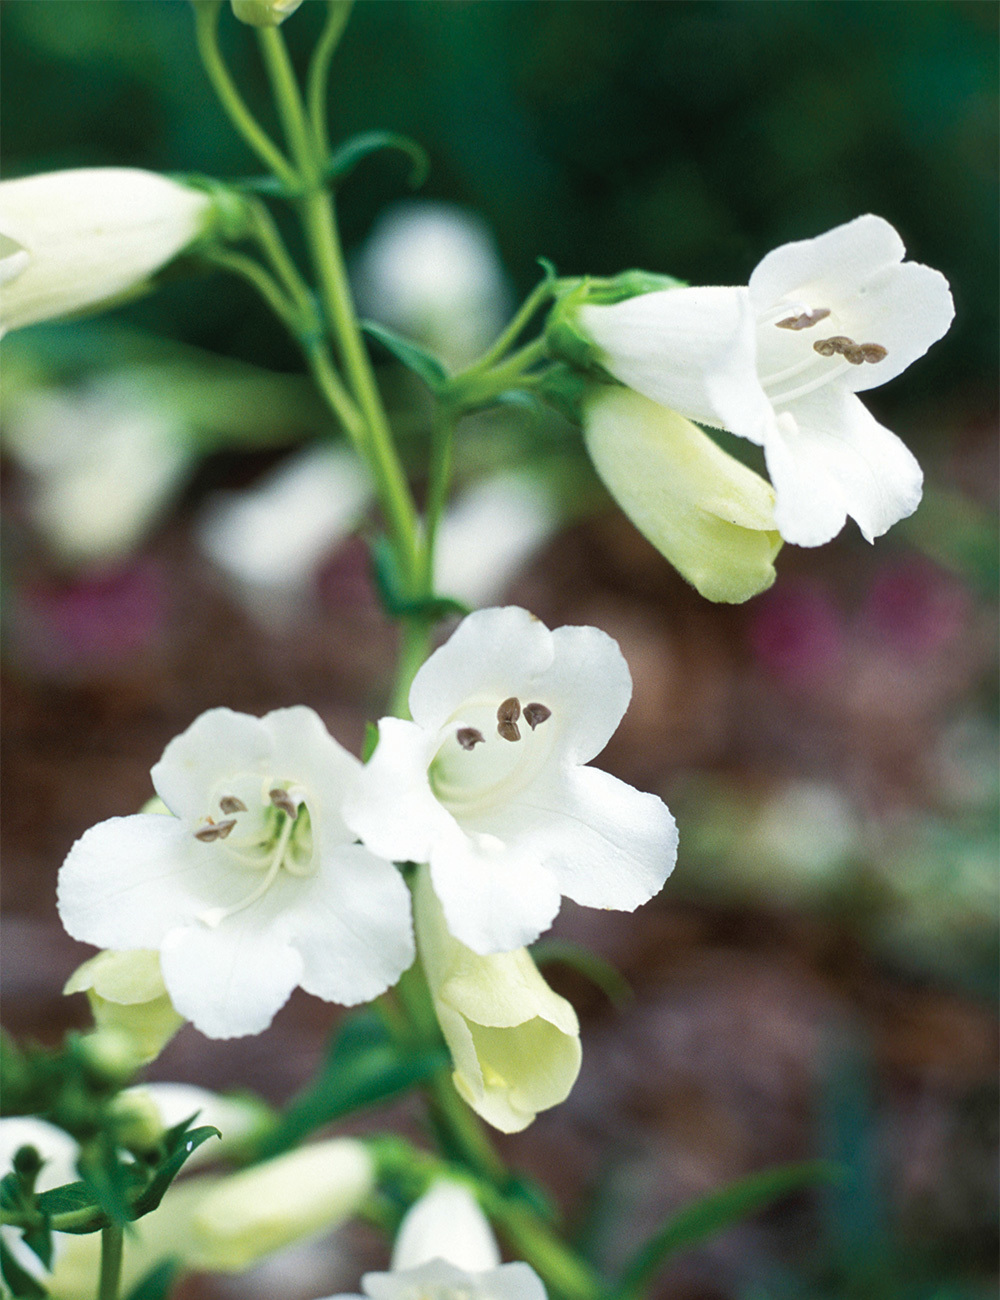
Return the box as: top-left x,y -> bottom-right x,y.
130,1125 -> 220,1220
616,1160 -> 841,1296
530,938 -> 633,1007
0,1236 -> 47,1298
362,720 -> 381,763
361,320 -> 448,393
327,130 -> 430,189
123,1258 -> 182,1300
254,1012 -> 447,1159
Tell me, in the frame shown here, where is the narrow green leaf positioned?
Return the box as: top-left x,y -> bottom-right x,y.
0,1236 -> 47,1298
616,1160 -> 841,1295
362,720 -> 381,763
123,1258 -> 182,1300
361,320 -> 448,392
130,1126 -> 220,1220
327,130 -> 430,189
19,1224 -> 52,1272
255,1012 -> 447,1159
531,938 -> 633,1007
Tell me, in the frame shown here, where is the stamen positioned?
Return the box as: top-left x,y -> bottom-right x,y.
523,702 -> 551,729
269,788 -> 298,819
814,336 -> 887,365
197,812 -> 297,928
497,696 -> 521,742
775,308 -> 831,331
859,342 -> 887,363
813,335 -> 854,358
457,727 -> 485,751
194,819 -> 237,842
219,796 -> 247,814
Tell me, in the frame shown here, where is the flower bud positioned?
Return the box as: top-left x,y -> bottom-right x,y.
231,0 -> 303,25
108,1089 -> 164,1157
584,386 -> 782,603
0,168 -> 216,336
65,950 -> 185,1065
413,866 -> 581,1134
391,1181 -> 499,1273
188,1139 -> 374,1271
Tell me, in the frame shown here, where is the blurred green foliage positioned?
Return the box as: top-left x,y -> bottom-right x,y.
2,0 -> 996,436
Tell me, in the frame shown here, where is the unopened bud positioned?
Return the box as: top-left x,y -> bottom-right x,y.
231,0 -> 303,26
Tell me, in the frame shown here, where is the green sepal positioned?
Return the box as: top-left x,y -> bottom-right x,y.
361,320 -> 448,393
124,1260 -> 182,1300
531,938 -> 633,1008
362,720 -> 381,763
167,174 -> 256,243
327,131 -> 430,190
0,1236 -> 47,1299
32,1125 -> 220,1234
0,1150 -> 52,1272
532,363 -> 590,425
253,1011 -> 448,1160
580,268 -> 686,306
369,534 -> 470,622
615,1159 -> 841,1297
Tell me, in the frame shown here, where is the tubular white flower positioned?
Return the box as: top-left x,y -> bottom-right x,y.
584,386 -> 781,603
321,1182 -> 547,1300
344,607 -> 678,955
577,215 -> 954,547
57,706 -> 414,1039
414,865 -> 581,1133
64,948 -> 185,1064
0,168 -> 216,336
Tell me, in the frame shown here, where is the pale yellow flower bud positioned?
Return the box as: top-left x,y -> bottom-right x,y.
584,385 -> 782,603
65,949 -> 185,1064
413,865 -> 581,1134
231,0 -> 304,26
187,1139 -> 374,1270
0,168 -> 215,335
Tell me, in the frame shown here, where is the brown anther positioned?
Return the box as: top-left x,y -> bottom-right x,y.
523,702 -> 552,730
269,788 -> 298,819
194,818 -> 237,843
775,307 -> 831,331
842,344 -> 866,365
457,727 -> 485,751
497,720 -> 521,742
219,796 -> 247,814
496,697 -> 522,742
813,335 -> 855,358
858,342 -> 887,363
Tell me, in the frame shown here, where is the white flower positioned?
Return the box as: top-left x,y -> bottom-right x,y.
435,472 -> 560,608
577,214 -> 954,547
583,386 -> 781,603
413,864 -> 581,1133
197,444 -> 372,620
0,168 -> 215,336
64,948 -> 185,1064
58,706 -> 414,1039
353,201 -> 512,369
2,380 -> 191,563
345,607 -> 677,955
321,1181 -> 547,1300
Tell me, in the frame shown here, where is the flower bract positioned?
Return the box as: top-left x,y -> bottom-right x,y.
345,606 -> 678,955
577,215 -> 954,546
58,706 -> 414,1039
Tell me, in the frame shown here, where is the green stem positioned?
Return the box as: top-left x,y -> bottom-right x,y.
97,1221 -> 124,1300
481,1191 -> 604,1300
192,0 -> 297,189
307,0 -> 355,157
449,336 -> 549,412
466,275 -> 557,375
258,24 -> 422,586
420,403 -> 457,590
389,616 -> 434,719
201,246 -> 301,334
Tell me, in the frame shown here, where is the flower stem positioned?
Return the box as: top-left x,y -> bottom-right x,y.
192,0 -> 297,190
420,403 -> 457,590
97,1221 -> 124,1300
307,0 -> 355,156
448,336 -> 550,413
466,275 -> 557,375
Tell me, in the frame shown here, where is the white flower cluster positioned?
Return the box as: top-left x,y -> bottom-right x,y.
58,607 -> 677,1126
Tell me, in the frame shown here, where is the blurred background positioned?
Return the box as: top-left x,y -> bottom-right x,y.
1,3 -> 997,1298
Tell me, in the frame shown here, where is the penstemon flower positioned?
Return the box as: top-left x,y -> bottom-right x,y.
345,606 -> 678,955
0,168 -> 217,336
575,215 -> 954,547
320,1180 -> 547,1300
64,948 -> 185,1064
58,707 -> 414,1039
413,864 -> 581,1133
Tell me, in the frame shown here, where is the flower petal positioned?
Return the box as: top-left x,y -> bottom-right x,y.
159,906 -> 303,1039
343,716 -> 452,864
508,764 -> 677,911
408,607 -> 555,731
57,814 -> 233,949
290,844 -> 414,1005
152,709 -> 271,820
533,623 -> 632,765
579,286 -> 774,443
390,1183 -> 500,1272
765,388 -> 923,546
749,213 -> 905,313
429,830 -> 562,955
260,705 -> 361,841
